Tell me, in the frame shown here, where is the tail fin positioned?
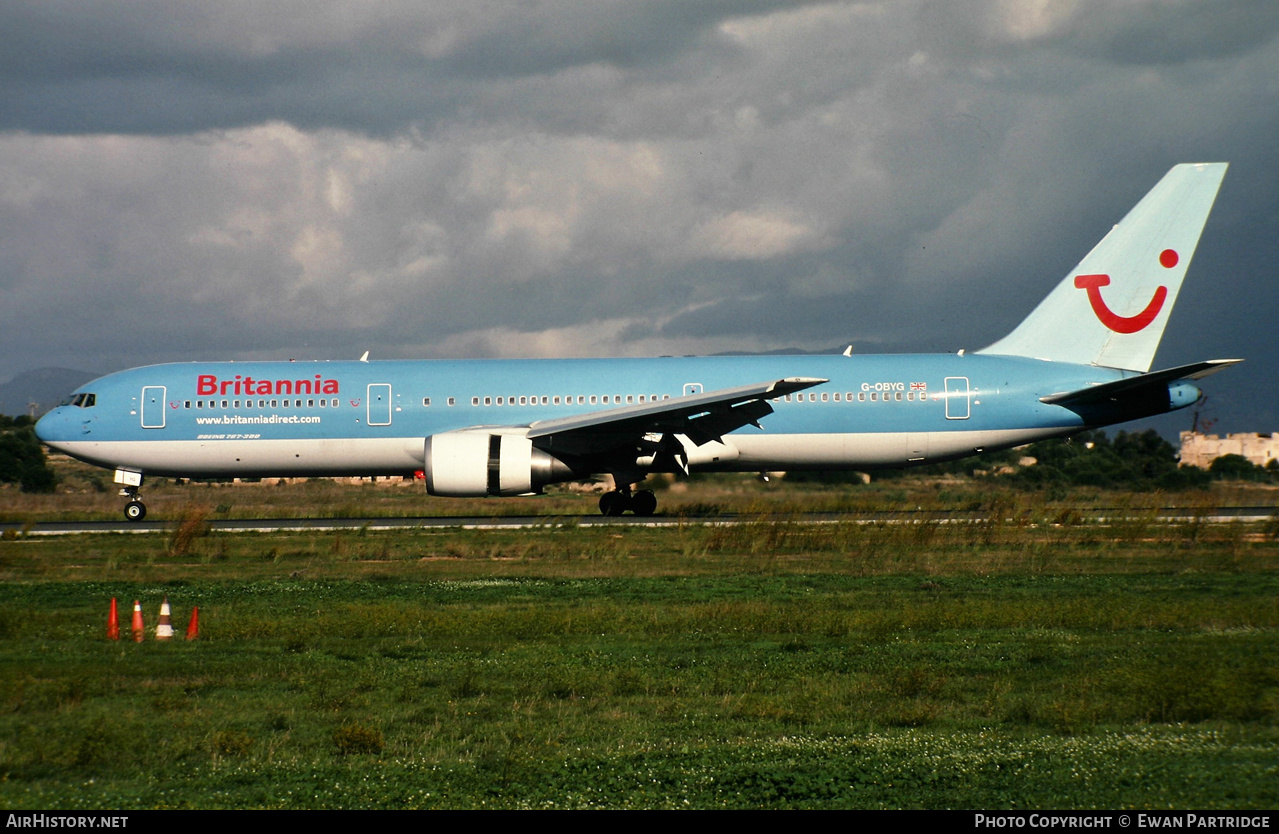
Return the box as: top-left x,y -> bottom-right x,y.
977,163 -> 1228,372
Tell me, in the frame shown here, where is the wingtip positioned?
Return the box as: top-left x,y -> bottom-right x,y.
769,377 -> 829,395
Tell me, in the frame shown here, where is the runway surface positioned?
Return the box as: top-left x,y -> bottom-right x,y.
3,506 -> 1276,536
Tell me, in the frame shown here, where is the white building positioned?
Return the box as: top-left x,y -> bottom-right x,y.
1178,432 -> 1279,469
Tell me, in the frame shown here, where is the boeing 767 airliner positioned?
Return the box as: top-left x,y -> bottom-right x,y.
36,163 -> 1238,520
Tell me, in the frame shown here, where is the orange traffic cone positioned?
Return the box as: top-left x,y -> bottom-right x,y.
186,606 -> 199,640
156,596 -> 174,640
131,600 -> 144,642
107,597 -> 120,640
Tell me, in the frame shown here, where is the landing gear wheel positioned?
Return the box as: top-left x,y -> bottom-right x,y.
124,500 -> 147,522
631,490 -> 657,517
599,491 -> 627,517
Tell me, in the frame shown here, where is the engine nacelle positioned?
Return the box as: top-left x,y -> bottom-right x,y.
423,431 -> 576,496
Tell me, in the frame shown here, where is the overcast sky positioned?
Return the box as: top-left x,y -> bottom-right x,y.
2,0 -> 1276,433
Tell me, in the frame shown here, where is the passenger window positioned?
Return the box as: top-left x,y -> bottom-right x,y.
447,397 -> 456,406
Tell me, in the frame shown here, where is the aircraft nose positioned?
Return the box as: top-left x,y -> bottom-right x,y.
34,410 -> 54,442
34,407 -> 74,446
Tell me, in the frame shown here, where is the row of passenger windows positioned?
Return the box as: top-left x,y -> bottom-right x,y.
184,399 -> 340,410
156,391 -> 934,411
417,391 -> 932,407
423,394 -> 673,408
782,391 -> 930,403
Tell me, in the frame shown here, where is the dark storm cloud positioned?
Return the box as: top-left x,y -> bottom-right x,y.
0,0 -> 804,136
1061,0 -> 1279,66
1,0 -> 1276,434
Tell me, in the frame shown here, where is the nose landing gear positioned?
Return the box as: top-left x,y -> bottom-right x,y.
124,496 -> 147,522
114,469 -> 147,522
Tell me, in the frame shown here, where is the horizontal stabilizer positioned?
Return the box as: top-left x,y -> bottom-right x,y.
1040,359 -> 1242,406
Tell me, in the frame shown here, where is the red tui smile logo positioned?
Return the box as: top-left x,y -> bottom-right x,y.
1074,249 -> 1178,334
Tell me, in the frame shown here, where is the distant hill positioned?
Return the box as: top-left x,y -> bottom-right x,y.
0,368 -> 95,418
711,345 -> 853,357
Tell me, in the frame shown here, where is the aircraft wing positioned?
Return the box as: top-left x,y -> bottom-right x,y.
527,376 -> 826,456
1040,359 -> 1242,406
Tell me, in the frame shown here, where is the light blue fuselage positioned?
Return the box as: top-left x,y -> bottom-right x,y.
35,352 -> 1185,480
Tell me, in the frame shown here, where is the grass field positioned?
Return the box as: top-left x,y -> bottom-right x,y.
1,474 -> 1277,808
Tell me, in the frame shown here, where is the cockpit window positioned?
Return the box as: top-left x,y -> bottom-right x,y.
69,393 -> 96,408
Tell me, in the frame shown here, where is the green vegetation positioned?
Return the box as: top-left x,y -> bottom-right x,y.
1210,454 -> 1279,484
0,414 -> 57,494
1,483 -> 1277,809
1008,430 -> 1211,491
789,430 -> 1221,491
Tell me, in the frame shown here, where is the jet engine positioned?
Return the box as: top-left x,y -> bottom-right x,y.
423,430 -> 576,496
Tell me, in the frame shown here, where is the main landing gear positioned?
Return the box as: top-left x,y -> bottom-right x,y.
598,487 -> 658,517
